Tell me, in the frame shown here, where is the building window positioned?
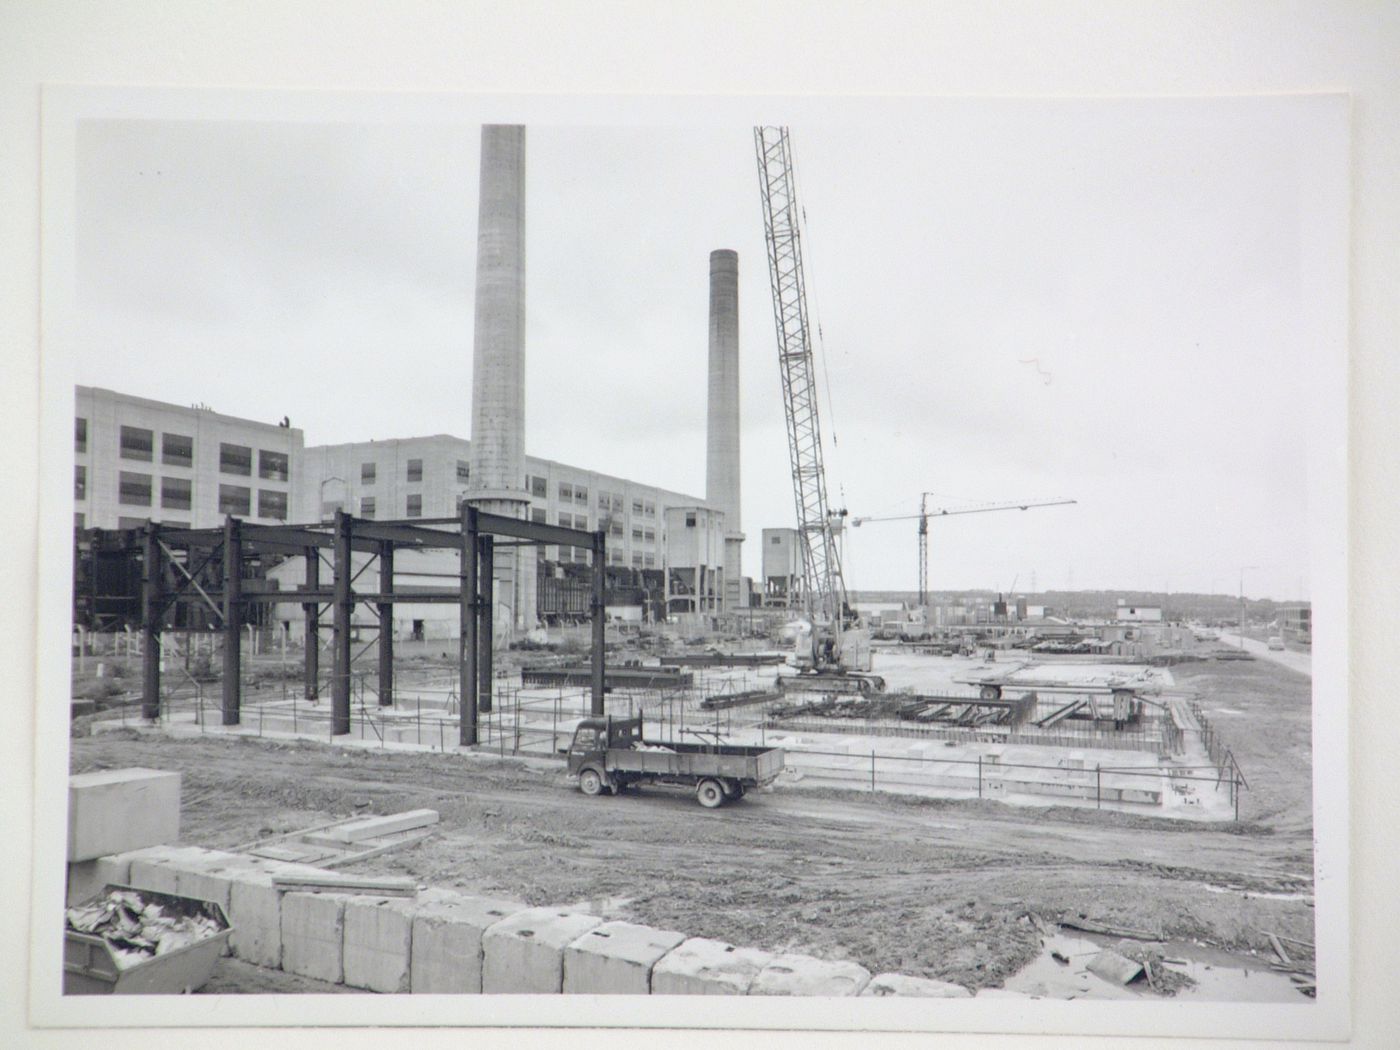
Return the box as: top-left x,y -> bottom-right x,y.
219,442 -> 252,476
259,449 -> 289,482
118,516 -> 150,530
531,508 -> 546,524
218,484 -> 251,516
118,471 -> 152,506
632,553 -> 643,567
361,496 -> 376,519
406,493 -> 422,517
644,500 -> 655,517
75,512 -> 85,529
74,465 -> 86,501
632,499 -> 644,515
120,426 -> 154,462
258,489 -> 288,520
574,485 -> 588,504
685,512 -> 697,528
161,476 -> 192,511
407,459 -> 423,483
558,482 -> 572,501
644,554 -> 655,568
771,535 -> 782,544
456,459 -> 470,483
529,475 -> 547,498
632,527 -> 643,542
162,433 -> 193,468
558,512 -> 572,527
75,418 -> 87,454
643,528 -> 655,543
574,514 -> 589,531
608,520 -> 623,537
597,492 -> 611,511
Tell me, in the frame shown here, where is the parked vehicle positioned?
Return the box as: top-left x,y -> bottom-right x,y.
564,716 -> 785,808
1267,636 -> 1286,651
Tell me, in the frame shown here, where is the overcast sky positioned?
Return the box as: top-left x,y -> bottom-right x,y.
71,95 -> 1342,600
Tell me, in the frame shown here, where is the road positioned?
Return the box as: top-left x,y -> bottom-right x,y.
1219,633 -> 1312,677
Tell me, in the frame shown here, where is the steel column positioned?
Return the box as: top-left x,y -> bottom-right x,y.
331,511 -> 352,735
591,529 -> 606,717
377,541 -> 393,706
478,535 -> 494,714
303,548 -> 319,701
141,523 -> 162,720
460,505 -> 479,746
221,517 -> 241,726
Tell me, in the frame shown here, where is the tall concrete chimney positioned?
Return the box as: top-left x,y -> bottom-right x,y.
468,124 -> 535,633
706,248 -> 745,609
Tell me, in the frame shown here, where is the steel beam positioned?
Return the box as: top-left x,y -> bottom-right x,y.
460,505 -> 478,746
141,523 -> 161,720
478,535 -> 493,714
221,517 -> 242,726
350,521 -> 464,549
304,546 -> 319,702
331,511 -> 352,735
377,541 -> 393,707
591,529 -> 606,717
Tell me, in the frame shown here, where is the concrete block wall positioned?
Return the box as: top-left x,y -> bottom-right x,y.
562,920 -> 686,995
68,768 -> 180,862
76,844 -> 969,998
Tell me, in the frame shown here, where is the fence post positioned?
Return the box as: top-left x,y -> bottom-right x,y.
871,751 -> 876,792
1096,764 -> 1102,809
1234,772 -> 1241,821
977,756 -> 982,798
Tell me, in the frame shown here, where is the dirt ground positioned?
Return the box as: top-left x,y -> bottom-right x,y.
68,658 -> 1315,996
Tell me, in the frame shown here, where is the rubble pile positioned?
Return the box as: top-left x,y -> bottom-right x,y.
65,888 -> 222,969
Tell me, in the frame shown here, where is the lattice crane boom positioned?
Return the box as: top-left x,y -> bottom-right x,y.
754,126 -> 848,636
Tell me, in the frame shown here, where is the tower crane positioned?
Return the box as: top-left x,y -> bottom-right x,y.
851,495 -> 1076,607
754,126 -> 880,692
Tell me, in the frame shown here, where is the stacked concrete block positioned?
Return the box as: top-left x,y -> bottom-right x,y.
650,936 -> 773,995
481,908 -> 602,994
410,889 -> 526,994
343,895 -> 418,993
562,921 -> 687,995
281,891 -> 356,984
67,768 -> 180,862
861,973 -> 972,998
749,953 -> 871,996
125,844 -> 225,896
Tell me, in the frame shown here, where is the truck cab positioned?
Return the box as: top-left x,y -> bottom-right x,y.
566,717 -> 642,778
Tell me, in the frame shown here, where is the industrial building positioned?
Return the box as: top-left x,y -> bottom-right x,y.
73,386 -> 304,532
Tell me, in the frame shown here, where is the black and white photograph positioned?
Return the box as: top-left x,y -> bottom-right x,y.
8,6 -> 1395,1049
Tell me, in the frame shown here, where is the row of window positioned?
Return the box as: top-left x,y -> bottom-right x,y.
109,469 -> 287,520
358,459 -> 468,485
523,475 -> 656,519
75,419 -> 291,482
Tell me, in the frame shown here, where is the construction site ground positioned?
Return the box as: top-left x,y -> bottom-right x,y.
69,655 -> 1315,998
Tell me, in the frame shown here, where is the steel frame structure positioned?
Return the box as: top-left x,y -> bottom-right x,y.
754,125 -> 848,634
118,506 -> 606,746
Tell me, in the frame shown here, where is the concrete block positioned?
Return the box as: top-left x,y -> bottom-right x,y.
651,937 -> 772,995
563,921 -> 686,995
281,891 -> 353,984
861,973 -> 972,998
226,857 -> 337,969
481,907 -> 602,994
65,860 -> 105,906
125,845 -> 221,896
410,889 -> 526,994
750,953 -> 871,997
343,895 -> 417,993
68,768 -> 180,862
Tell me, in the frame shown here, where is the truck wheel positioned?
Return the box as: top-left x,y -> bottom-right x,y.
579,768 -> 604,797
696,779 -> 725,808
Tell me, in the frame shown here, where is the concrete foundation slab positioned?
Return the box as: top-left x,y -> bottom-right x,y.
410,889 -> 526,994
343,895 -> 417,993
650,937 -> 772,995
562,921 -> 686,995
481,907 -> 602,994
281,891 -> 354,984
750,953 -> 871,996
316,809 -> 439,844
861,973 -> 972,998
68,768 -> 180,862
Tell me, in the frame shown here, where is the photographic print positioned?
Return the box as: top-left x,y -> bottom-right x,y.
32,87 -> 1348,1039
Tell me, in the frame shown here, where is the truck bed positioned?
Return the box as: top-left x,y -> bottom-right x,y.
605,742 -> 784,784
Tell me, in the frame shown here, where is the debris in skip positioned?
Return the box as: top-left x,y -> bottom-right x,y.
66,887 -> 222,968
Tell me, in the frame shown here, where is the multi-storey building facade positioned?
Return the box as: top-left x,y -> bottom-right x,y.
74,386 -> 303,531
299,435 -> 713,571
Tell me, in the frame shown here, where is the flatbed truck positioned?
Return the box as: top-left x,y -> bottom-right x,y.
564,716 -> 784,808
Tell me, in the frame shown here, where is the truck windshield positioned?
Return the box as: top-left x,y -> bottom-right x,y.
571,727 -> 603,753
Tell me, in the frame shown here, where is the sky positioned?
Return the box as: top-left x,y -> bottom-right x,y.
70,96 -> 1341,600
